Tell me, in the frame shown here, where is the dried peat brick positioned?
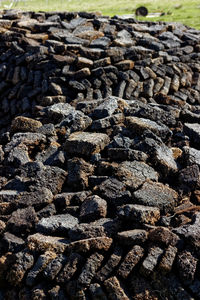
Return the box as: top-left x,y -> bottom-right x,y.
117,245 -> 144,278
95,247 -> 123,282
0,10 -> 200,299
64,132 -> 110,156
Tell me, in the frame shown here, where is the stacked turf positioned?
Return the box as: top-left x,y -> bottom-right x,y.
0,9 -> 200,299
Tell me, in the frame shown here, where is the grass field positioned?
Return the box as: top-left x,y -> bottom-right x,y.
0,0 -> 200,29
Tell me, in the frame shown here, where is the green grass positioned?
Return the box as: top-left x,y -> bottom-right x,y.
1,0 -> 200,29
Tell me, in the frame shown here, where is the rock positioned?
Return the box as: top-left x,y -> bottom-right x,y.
117,245 -> 144,278
133,181 -> 178,213
36,214 -> 78,235
118,204 -> 160,225
79,195 -> 107,222
64,132 -> 110,156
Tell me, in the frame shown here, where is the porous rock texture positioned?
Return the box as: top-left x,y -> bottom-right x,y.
0,8 -> 200,299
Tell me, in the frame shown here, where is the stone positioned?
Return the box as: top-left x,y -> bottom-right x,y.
80,195 -> 107,222
179,165 -> 200,190
117,229 -> 148,245
104,277 -> 129,300
140,246 -> 164,276
64,132 -> 110,156
90,36 -> 111,48
118,204 -> 160,225
117,245 -> 144,278
149,227 -> 180,246
11,116 -> 42,133
133,181 -> 178,213
36,214 -> 78,235
4,133 -> 46,154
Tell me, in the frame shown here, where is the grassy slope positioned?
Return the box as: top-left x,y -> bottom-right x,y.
1,0 -> 200,29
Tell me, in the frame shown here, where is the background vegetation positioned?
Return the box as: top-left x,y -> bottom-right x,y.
0,0 -> 199,29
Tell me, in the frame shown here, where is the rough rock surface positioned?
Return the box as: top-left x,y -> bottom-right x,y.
0,9 -> 200,300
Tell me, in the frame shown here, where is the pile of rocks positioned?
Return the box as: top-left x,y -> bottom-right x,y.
0,9 -> 200,299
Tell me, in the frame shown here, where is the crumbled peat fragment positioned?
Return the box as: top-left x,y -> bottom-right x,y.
0,9 -> 200,299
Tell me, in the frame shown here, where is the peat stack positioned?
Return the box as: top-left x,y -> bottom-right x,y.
0,9 -> 200,300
